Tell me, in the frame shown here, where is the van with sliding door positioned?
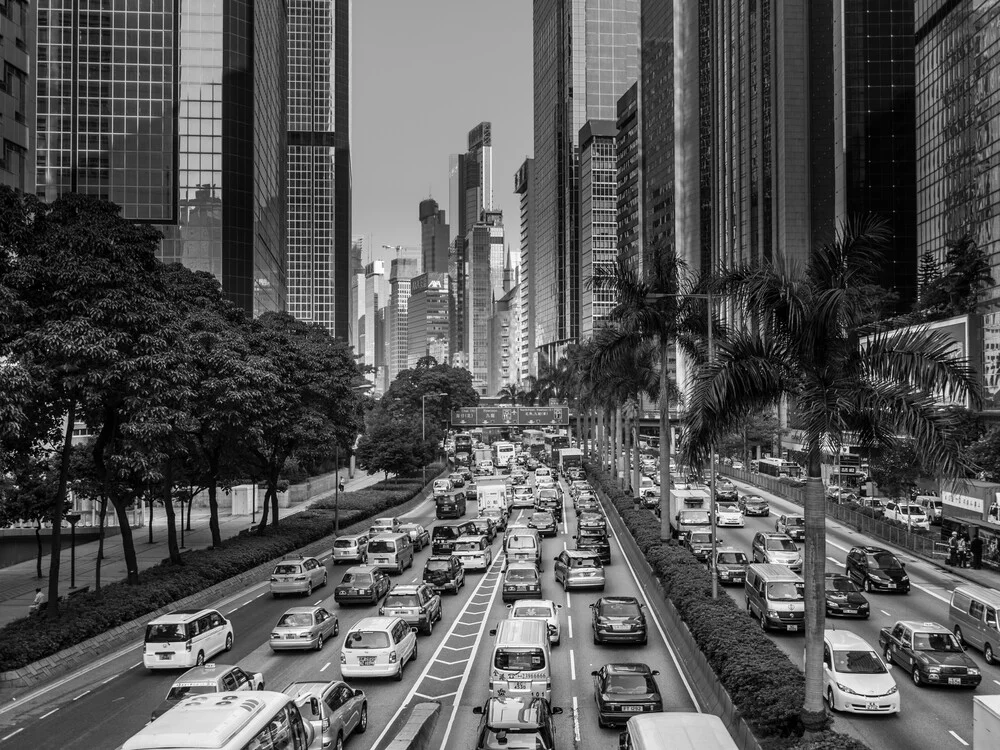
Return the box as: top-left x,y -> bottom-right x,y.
744,564 -> 805,633
488,618 -> 551,700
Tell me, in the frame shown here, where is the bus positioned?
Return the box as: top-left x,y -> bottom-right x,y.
454,432 -> 473,454
492,441 -> 516,470
543,433 -> 569,463
756,457 -> 801,478
521,429 -> 545,455
122,691 -> 313,750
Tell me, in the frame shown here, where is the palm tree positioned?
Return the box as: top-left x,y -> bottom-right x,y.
496,383 -> 520,405
681,216 -> 979,732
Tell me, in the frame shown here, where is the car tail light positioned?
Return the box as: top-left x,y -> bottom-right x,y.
185,640 -> 192,652
389,651 -> 398,663
340,652 -> 346,664
322,714 -> 330,730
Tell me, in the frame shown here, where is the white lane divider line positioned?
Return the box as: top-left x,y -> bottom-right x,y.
570,649 -> 576,680
572,696 -> 581,743
227,608 -> 239,615
425,674 -> 461,683
320,662 -> 330,672
101,674 -> 118,684
826,557 -> 843,566
568,615 -> 573,640
949,730 -> 969,746
39,708 -> 59,719
132,662 -> 142,669
1,729 -> 24,742
994,679 -> 1000,687
827,540 -> 851,554
880,610 -> 892,617
72,690 -> 90,701
912,583 -> 951,605
566,591 -> 572,608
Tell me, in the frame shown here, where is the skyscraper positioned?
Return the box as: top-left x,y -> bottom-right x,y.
515,158 -> 536,380
488,287 -> 517,396
579,120 -> 619,339
349,235 -> 365,354
465,122 -> 494,225
616,84 -> 641,268
467,210 -> 505,393
448,153 -> 467,246
533,0 -> 640,362
0,1 -> 32,193
286,0 -> 353,337
420,198 -> 450,274
363,260 -> 385,381
386,256 -> 419,385
35,1 -> 288,315
407,272 -> 450,368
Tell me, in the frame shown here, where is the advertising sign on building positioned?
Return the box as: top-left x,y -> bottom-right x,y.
941,479 -> 1000,526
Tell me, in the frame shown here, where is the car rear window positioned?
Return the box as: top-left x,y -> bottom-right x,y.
513,606 -> 552,618
454,541 -> 482,551
384,594 -> 419,608
277,613 -> 314,627
344,631 -> 390,649
334,539 -> 358,548
718,551 -> 748,565
425,560 -> 453,571
600,601 -> 640,617
166,684 -> 216,701
273,564 -> 302,575
433,526 -> 460,539
507,536 -> 537,550
766,538 -> 798,551
146,623 -> 187,642
494,647 -> 545,671
341,572 -> 372,586
506,568 -> 538,582
367,540 -> 396,554
570,556 -> 602,568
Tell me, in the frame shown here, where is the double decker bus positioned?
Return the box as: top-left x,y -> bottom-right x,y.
543,433 -> 569,463
454,432 -> 473,454
756,457 -> 801,478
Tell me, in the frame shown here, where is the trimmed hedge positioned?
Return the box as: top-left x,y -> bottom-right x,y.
586,462 -> 871,750
0,469 -> 441,673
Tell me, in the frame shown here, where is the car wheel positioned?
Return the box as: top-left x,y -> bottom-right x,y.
305,581 -> 313,597
986,643 -> 995,665
394,663 -> 404,681
759,612 -> 768,632
358,703 -> 368,733
554,636 -> 561,646
883,645 -> 892,665
593,632 -> 601,645
224,633 -> 233,652
864,578 -> 874,593
316,635 -> 324,651
912,667 -> 921,686
321,572 -> 328,587
272,592 -> 280,599
412,641 -> 418,661
955,625 -> 965,645
826,687 -> 837,712
424,617 -> 434,636
196,650 -> 205,667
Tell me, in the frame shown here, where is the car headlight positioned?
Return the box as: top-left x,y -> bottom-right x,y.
767,609 -> 778,618
969,668 -> 981,675
901,575 -> 909,582
836,682 -> 859,696
927,666 -> 941,673
886,685 -> 898,695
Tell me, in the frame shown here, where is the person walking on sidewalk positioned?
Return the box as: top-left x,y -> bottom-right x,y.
972,533 -> 984,570
948,532 -> 958,566
957,533 -> 969,568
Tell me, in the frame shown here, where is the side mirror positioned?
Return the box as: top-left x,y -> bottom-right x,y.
309,697 -> 320,716
556,604 -> 563,609
651,670 -> 660,675
472,706 -> 484,715
551,706 -> 564,715
554,556 -> 560,561
590,670 -> 599,676
411,627 -> 418,634
619,732 -> 629,750
489,629 -> 497,636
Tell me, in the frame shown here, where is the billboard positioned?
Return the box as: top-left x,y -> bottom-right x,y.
450,406 -> 569,426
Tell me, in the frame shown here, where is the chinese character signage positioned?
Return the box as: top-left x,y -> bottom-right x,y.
450,406 -> 569,426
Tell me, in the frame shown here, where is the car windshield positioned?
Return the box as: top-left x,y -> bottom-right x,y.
868,553 -> 902,571
578,531 -> 607,543
605,674 -> 656,695
826,578 -> 859,594
334,539 -> 359,548
718,552 -> 748,565
746,498 -> 765,505
531,514 -> 553,524
367,541 -> 395,554
276,613 -> 314,627
507,568 -> 538,582
513,606 -> 553,618
914,632 -> 963,652
341,573 -> 372,586
766,582 -> 805,601
384,594 -> 419,608
494,648 -> 545,671
786,517 -> 804,526
166,684 -> 216,701
600,601 -> 640,617
718,505 -> 738,513
570,557 -> 601,568
426,560 -> 452,571
273,564 -> 302,575
903,506 -> 923,515
507,536 -> 537,550
689,533 -> 712,544
345,631 -> 390,649
766,538 -> 798,552
146,623 -> 187,642
833,650 -> 887,674
472,523 -> 490,533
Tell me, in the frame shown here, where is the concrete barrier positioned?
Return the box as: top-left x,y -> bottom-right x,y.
385,702 -> 441,750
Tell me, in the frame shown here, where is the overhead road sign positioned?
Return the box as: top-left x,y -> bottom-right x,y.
450,406 -> 569,427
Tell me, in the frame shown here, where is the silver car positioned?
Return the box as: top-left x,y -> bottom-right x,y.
270,606 -> 339,651
333,534 -> 370,564
283,680 -> 368,749
269,556 -> 328,597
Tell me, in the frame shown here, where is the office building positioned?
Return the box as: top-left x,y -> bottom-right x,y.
349,235 -> 364,354
488,287 -> 517,395
35,1 -> 287,315
533,0 -> 640,363
386,256 -> 419,385
639,3 -> 673,265
467,210 -> 505,393
363,260 -> 385,379
1,1 -> 32,193
465,122 -> 493,225
580,120 -> 618,339
514,159 -> 536,380
374,306 -> 386,393
286,0 -> 353,338
617,84 -> 641,269
448,153 -> 466,246
420,198 -> 450,274
407,272 -> 450,368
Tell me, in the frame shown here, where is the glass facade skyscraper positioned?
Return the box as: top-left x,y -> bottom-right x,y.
515,158 -> 536,379
420,197 -> 450,274
467,210 -> 504,393
579,120 -> 618,339
35,0 -> 287,315
616,84 -> 641,267
1,1 -> 33,193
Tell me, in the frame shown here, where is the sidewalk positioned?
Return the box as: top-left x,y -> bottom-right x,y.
0,470 -> 381,628
728,475 -> 1000,591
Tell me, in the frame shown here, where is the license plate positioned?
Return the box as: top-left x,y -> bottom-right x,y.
787,625 -> 799,631
949,677 -> 961,685
376,558 -> 389,564
844,609 -> 857,614
732,577 -> 743,583
887,583 -> 896,589
611,625 -> 630,631
866,702 -> 878,710
158,653 -> 171,660
514,681 -> 528,690
622,706 -> 643,712
359,656 -> 376,666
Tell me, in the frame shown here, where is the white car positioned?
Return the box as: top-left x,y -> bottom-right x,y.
731,461 -> 744,470
823,629 -> 899,715
340,616 -> 418,681
882,502 -> 930,530
507,599 -> 563,645
715,504 -> 744,527
452,535 -> 494,571
369,516 -> 401,535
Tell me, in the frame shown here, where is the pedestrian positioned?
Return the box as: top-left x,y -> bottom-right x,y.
948,532 -> 958,566
338,480 -> 345,493
958,533 -> 969,568
30,587 -> 47,615
972,534 -> 984,570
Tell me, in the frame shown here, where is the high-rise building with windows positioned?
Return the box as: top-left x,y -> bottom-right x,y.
35,0 -> 287,315
616,84 -> 641,268
533,0 -> 640,362
640,3 -> 673,266
465,122 -> 493,225
407,271 -> 450,368
363,259 -> 385,381
1,1 -> 32,193
349,235 -> 364,354
420,198 -> 450,274
386,256 -> 419,385
580,120 -> 618,339
467,210 -> 504,393
286,0 -> 353,338
488,287 -> 517,395
514,158 -> 536,380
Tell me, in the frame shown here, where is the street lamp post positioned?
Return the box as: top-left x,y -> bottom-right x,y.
66,512 -> 81,590
422,393 -> 448,485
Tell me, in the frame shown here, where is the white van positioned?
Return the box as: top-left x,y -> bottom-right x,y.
505,529 -> 542,569
488,618 -> 551,700
618,713 -> 738,750
142,608 -> 235,670
365,532 -> 414,574
950,584 -> 1000,664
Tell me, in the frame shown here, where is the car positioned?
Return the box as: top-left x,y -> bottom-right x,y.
576,494 -> 601,513
340,616 -> 418,682
526,457 -> 539,470
845,546 -> 910,593
882,501 -> 931,530
270,606 -> 339,651
577,511 -> 607,533
448,472 -> 466,488
431,521 -> 478,555
713,547 -> 749,585
269,556 -> 328,598
684,530 -> 719,563
399,523 -> 430,551
507,598 -> 563,645
731,461 -> 744,470
469,516 -> 497,542
369,516 -> 401,535
591,596 -> 647,645
480,506 -> 508,533
512,486 -> 535,508
502,563 -> 543,603
379,583 -> 443,635
825,573 -> 870,619
151,664 -> 264,721
142,609 -> 234,671
569,480 -> 591,497
527,510 -> 558,538
534,489 -> 563,521
553,549 -> 606,590
576,528 -> 612,564
422,554 -> 466,594
879,620 -> 981,688
739,495 -> 770,516
452,534 -> 494,571
283,680 -> 368,749
591,663 -> 663,727
715,503 -> 744,527
471,696 -> 562,750
751,531 -> 802,572
332,533 -> 370,564
775,513 -> 806,541
715,481 -> 738,501
823,629 -> 899,714
433,478 -> 454,497
476,460 -> 495,475
334,565 -> 391,605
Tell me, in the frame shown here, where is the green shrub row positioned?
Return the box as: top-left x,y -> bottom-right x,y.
0,473 -> 439,673
586,463 -> 871,750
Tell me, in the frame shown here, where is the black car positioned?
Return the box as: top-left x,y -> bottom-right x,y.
824,573 -> 870,618
333,566 -> 391,605
528,511 -> 558,538
879,620 -> 982,688
431,521 -> 477,555
739,495 -> 770,516
472,696 -> 562,749
775,513 -> 806,542
469,517 -> 497,543
576,529 -> 611,564
845,546 -> 910,593
591,597 -> 647,645
715,481 -> 738,501
502,564 -> 542,603
534,492 -> 563,522
591,663 -> 663,727
422,555 -> 466,594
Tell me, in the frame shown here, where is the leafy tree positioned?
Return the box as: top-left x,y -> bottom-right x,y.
0,449 -> 61,579
967,427 -> 1000,482
916,234 -> 994,316
681,215 -> 978,732
383,357 -> 478,437
867,442 -> 923,498
355,407 -> 434,478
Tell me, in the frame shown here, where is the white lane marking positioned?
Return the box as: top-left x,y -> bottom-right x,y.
132,662 -> 142,669
313,599 -> 323,605
566,591 -> 572,608
604,506 -> 702,712
994,680 -> 1000,687
72,691 -> 90,701
39,708 -> 59,719
1,729 -> 24,742
826,557 -> 843,566
227,608 -> 239,615
568,616 -> 574,640
880,610 -> 892,617
425,674 -> 461,683
570,649 -> 576,680
912,583 -> 951,604
101,674 -> 118,685
827,540 -> 851,554
320,662 -> 330,672
949,730 -> 969,746
572,696 -> 581,742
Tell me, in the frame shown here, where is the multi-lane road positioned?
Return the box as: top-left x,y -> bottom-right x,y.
721,477 -> 996,750
0,470 -> 701,750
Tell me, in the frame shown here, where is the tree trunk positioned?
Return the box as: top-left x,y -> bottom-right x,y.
147,489 -> 154,544
92,408 -> 137,584
206,451 -> 222,547
95,493 -> 108,591
46,397 -> 76,619
633,414 -> 641,500
623,408 -> 632,492
612,407 -> 620,480
659,337 -> 673,540
801,448 -> 828,732
110,495 -> 140,585
270,484 -> 280,528
162,458 -> 182,565
34,521 -> 43,579
257,483 -> 272,531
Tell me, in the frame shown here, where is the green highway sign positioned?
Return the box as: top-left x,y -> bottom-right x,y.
450,406 -> 569,427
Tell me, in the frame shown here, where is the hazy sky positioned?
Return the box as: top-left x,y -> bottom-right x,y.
352,0 -> 533,268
